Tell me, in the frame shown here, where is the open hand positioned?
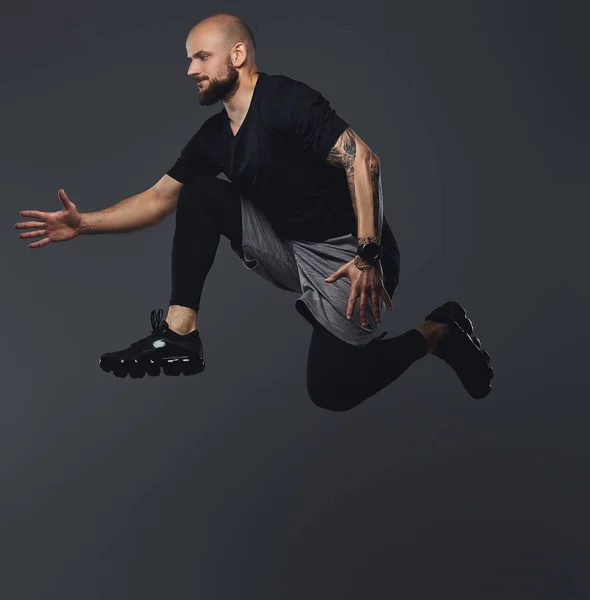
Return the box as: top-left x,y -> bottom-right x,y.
324,258 -> 393,326
15,189 -> 82,249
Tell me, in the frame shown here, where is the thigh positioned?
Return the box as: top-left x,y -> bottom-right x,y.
306,317 -> 356,381
291,225 -> 399,346
305,315 -> 370,410
179,175 -> 244,256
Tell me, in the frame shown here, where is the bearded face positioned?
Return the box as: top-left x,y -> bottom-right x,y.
195,54 -> 240,105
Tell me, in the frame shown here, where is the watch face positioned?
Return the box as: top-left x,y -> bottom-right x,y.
359,242 -> 381,262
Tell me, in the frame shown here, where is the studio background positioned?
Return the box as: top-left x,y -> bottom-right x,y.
1,1 -> 588,598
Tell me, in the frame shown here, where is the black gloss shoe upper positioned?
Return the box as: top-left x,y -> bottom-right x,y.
426,301 -> 474,336
425,301 -> 493,399
99,309 -> 205,378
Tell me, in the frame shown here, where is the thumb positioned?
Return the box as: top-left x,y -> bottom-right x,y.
325,266 -> 345,283
58,189 -> 75,210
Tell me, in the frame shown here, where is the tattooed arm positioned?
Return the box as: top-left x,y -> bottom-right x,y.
323,126 -> 392,322
326,127 -> 383,244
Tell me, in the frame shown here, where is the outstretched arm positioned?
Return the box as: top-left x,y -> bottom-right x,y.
326,127 -> 382,245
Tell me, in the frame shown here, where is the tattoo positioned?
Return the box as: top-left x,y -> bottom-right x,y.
326,127 -> 357,169
326,128 -> 382,243
327,128 -> 358,214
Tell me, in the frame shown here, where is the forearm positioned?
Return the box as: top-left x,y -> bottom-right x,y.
79,188 -> 174,235
345,150 -> 383,244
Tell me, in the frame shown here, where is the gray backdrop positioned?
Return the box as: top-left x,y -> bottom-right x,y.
2,0 -> 589,598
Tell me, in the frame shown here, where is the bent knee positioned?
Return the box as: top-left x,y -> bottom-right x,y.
307,381 -> 360,412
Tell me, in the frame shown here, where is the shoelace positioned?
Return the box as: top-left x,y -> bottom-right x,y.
129,308 -> 166,350
150,308 -> 165,332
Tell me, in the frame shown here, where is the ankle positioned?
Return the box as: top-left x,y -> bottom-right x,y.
415,320 -> 449,354
168,323 -> 197,335
166,305 -> 198,335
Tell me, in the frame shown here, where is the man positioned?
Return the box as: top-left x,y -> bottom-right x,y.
15,14 -> 493,411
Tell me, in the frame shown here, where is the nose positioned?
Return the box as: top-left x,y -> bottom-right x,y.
187,64 -> 200,78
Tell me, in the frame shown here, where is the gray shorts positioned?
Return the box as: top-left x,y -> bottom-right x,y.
235,194 -> 400,347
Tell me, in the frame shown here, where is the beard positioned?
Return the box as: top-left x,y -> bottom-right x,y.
197,56 -> 240,106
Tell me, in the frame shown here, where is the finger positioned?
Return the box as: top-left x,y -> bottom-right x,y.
346,289 -> 358,319
19,210 -> 48,220
19,229 -> 46,239
15,221 -> 46,229
358,290 -> 369,326
28,237 -> 50,249
381,287 -> 393,311
58,189 -> 74,210
325,267 -> 345,283
372,289 -> 381,323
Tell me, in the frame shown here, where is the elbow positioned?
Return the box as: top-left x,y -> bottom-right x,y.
363,150 -> 380,179
368,150 -> 380,167
355,145 -> 378,167
370,152 -> 380,178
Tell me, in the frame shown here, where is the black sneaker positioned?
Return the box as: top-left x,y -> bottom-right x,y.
425,301 -> 493,399
99,309 -> 205,378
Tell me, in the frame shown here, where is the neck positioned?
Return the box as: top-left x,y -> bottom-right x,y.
223,71 -> 260,123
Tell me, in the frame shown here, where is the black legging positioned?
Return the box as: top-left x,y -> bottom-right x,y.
170,176 -> 428,412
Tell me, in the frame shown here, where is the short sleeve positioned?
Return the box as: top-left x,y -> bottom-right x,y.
268,79 -> 349,161
166,127 -> 221,183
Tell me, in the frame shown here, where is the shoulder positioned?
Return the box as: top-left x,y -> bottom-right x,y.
258,74 -> 329,124
263,73 -> 301,88
261,73 -> 320,100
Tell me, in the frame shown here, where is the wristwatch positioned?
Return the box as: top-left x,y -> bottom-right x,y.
356,240 -> 382,265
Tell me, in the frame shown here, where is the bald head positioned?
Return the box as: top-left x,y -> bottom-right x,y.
185,14 -> 258,106
188,14 -> 256,54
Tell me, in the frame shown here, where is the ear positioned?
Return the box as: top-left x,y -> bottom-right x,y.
232,42 -> 248,68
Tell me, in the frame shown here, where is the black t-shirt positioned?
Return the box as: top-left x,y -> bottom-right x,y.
166,72 -> 358,241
